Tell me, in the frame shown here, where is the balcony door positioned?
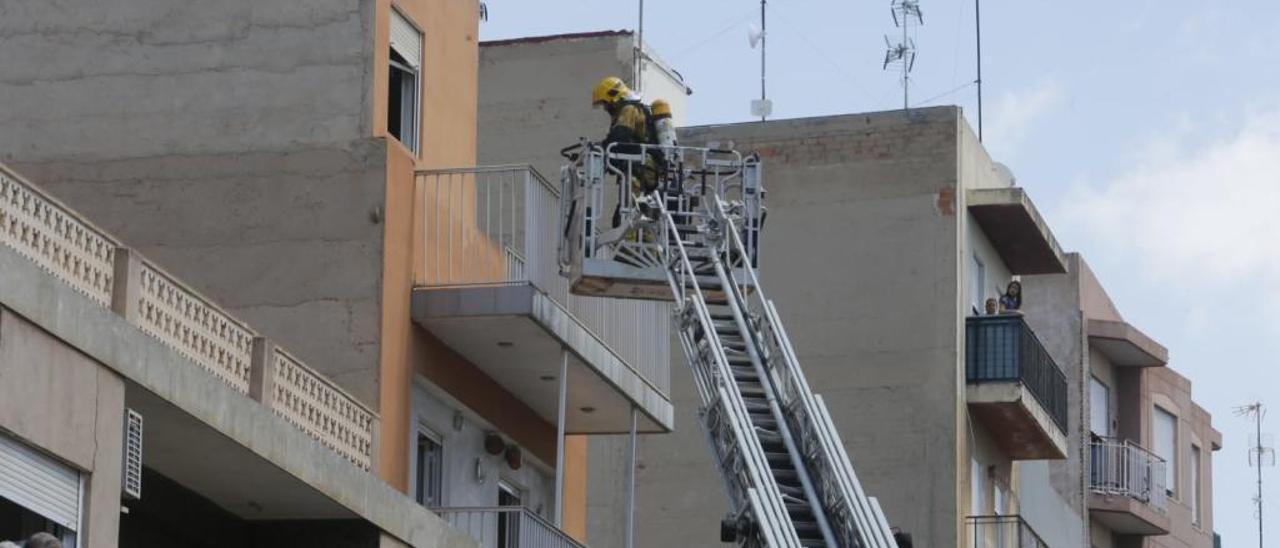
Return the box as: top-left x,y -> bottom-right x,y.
1089,377 -> 1110,437
497,481 -> 522,548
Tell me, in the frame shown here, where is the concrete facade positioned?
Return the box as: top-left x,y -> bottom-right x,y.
673,111 -> 968,548
1023,253 -> 1220,548
0,307 -> 126,548
478,31 -> 689,180
0,0 -> 387,406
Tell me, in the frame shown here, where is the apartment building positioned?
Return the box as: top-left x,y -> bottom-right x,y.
475,32 -> 1221,548
1,2 -> 670,547
1022,254 -> 1221,548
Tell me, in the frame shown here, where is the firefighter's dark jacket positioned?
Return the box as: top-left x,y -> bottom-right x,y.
603,101 -> 652,155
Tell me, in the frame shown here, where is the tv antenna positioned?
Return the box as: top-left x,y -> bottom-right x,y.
1236,401 -> 1274,548
884,0 -> 923,110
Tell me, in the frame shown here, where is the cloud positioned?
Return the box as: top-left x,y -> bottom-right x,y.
1057,108 -> 1280,307
985,79 -> 1065,154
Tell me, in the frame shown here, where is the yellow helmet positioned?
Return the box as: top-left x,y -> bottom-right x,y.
591,76 -> 630,108
651,99 -> 673,119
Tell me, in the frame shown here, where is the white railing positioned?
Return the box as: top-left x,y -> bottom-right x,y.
431,506 -> 585,548
0,167 -> 117,306
416,165 -> 670,395
0,163 -> 376,471
1089,438 -> 1168,512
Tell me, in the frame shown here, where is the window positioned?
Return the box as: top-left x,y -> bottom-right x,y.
971,255 -> 986,314
970,457 -> 985,514
1089,377 -> 1110,436
388,9 -> 421,154
1191,445 -> 1202,527
1154,406 -> 1177,496
414,430 -> 443,507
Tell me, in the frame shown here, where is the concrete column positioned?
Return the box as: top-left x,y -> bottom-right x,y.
109,247 -> 142,322
368,415 -> 382,476
554,348 -> 568,526
249,337 -> 277,406
625,406 -> 638,548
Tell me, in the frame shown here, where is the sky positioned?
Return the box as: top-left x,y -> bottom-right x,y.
481,0 -> 1280,541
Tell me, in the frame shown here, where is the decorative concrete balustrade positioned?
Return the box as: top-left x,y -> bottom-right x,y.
0,170 -> 116,306
0,165 -> 376,471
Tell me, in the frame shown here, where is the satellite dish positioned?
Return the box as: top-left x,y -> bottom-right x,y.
748,25 -> 765,49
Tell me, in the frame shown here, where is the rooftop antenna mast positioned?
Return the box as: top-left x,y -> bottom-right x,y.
1236,402 -> 1274,548
635,0 -> 644,93
748,0 -> 770,121
884,0 -> 923,111
974,0 -> 983,140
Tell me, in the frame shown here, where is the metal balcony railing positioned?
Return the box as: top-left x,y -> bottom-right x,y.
432,506 -> 585,548
965,315 -> 1069,431
965,515 -> 1049,548
1089,437 -> 1169,512
416,165 -> 670,394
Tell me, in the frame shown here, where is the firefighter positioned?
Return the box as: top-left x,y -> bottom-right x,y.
591,76 -> 661,224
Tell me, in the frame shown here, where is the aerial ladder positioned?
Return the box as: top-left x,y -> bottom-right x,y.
558,142 -> 900,548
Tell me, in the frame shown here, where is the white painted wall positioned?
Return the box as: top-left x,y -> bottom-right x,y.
964,215 -> 1014,316
409,379 -> 555,515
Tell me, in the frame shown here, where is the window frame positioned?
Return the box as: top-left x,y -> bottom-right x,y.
387,7 -> 422,155
414,425 -> 445,507
1089,376 -> 1111,437
970,254 -> 986,314
1153,405 -> 1178,498
1191,444 -> 1202,528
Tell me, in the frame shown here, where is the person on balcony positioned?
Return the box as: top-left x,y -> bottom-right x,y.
999,280 -> 1022,313
24,533 -> 62,548
590,76 -> 662,224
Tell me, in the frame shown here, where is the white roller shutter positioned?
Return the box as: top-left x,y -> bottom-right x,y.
0,433 -> 81,531
389,10 -> 422,69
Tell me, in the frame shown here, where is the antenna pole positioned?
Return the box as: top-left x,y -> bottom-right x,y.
902,9 -> 909,109
636,0 -> 644,92
1258,406 -> 1265,548
1239,402 -> 1272,548
975,0 -> 983,140
760,0 -> 767,122
884,1 -> 922,112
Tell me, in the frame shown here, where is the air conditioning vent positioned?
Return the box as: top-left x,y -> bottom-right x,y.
122,409 -> 143,500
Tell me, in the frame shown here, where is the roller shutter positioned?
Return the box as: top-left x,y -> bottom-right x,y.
0,432 -> 81,531
390,10 -> 422,69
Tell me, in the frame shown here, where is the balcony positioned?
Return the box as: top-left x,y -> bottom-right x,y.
433,506 -> 585,548
410,166 -> 673,434
1088,438 -> 1171,535
965,315 -> 1068,459
965,515 -> 1048,548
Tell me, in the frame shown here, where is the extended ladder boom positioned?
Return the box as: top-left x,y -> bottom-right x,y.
560,142 -> 899,548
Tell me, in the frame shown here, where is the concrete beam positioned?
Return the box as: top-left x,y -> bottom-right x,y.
967,187 -> 1067,275
1087,319 -> 1168,368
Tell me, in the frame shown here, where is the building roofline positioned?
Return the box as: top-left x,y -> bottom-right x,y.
481,30 -> 633,47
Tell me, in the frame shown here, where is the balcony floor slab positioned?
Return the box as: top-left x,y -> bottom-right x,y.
1088,492 -> 1171,535
412,283 -> 674,433
966,382 -> 1068,460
